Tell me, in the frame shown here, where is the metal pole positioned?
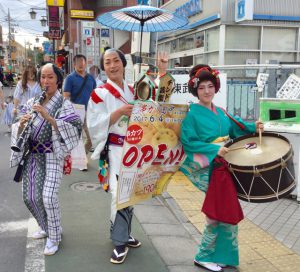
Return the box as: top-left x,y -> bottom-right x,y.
8,8 -> 12,71
53,39 -> 55,63
139,22 -> 144,74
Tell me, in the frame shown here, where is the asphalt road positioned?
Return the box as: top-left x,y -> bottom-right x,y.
0,113 -> 29,272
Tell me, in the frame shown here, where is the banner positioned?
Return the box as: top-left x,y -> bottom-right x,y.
169,73 -> 227,109
117,101 -> 188,209
48,6 -> 62,39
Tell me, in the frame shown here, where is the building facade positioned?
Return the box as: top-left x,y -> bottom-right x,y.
157,0 -> 300,68
60,0 -> 136,71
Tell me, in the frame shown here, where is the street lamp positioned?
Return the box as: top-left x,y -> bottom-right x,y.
29,7 -> 47,27
40,16 -> 47,27
29,9 -> 37,20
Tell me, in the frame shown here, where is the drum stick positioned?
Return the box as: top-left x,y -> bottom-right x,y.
229,146 -> 245,151
258,119 -> 262,146
229,142 -> 257,151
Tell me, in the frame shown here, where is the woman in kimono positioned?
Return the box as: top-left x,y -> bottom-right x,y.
10,63 -> 82,256
87,48 -> 168,264
180,65 -> 263,271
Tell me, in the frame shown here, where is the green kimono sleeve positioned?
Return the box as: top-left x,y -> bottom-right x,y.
228,114 -> 256,139
181,116 -> 220,169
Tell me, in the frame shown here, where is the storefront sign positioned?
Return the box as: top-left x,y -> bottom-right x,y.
70,9 -> 94,19
47,0 -> 64,6
175,0 -> 202,18
101,29 -> 109,38
235,0 -> 253,22
168,73 -> 227,109
48,6 -> 61,39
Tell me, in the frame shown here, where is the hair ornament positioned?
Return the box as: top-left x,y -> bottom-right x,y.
188,67 -> 220,89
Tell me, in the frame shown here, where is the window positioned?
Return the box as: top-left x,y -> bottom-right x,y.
207,52 -> 218,66
261,52 -> 295,63
225,52 -> 260,65
195,54 -> 205,65
170,39 -> 178,53
206,28 -> 219,52
262,28 -> 296,51
179,34 -> 194,51
226,26 -> 260,50
195,32 -> 204,48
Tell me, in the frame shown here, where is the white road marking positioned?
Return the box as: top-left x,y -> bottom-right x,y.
24,217 -> 45,272
0,219 -> 27,233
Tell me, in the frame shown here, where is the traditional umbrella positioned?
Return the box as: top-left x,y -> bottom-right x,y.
97,5 -> 188,72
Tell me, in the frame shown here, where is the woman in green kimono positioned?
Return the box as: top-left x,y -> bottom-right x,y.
180,65 -> 263,272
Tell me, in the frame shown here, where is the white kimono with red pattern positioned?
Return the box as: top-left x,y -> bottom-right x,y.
87,79 -> 134,226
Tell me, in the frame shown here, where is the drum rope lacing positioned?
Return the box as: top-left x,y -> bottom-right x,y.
229,156 -> 296,202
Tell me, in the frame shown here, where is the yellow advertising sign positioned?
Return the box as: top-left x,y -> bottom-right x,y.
47,0 -> 64,6
116,101 -> 188,210
70,9 -> 94,19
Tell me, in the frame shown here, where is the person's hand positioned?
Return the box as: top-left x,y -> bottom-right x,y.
255,121 -> 264,133
118,104 -> 133,117
157,52 -> 169,75
32,104 -> 50,121
19,114 -> 32,129
217,146 -> 229,157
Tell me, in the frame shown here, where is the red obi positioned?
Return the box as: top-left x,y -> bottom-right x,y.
108,133 -> 125,146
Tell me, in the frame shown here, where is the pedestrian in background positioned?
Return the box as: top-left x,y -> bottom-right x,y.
0,80 -> 5,112
63,54 -> 96,168
6,71 -> 14,89
2,95 -> 14,132
13,65 -> 42,117
10,63 -> 82,256
89,65 -> 104,87
180,64 -> 263,271
0,69 -> 4,85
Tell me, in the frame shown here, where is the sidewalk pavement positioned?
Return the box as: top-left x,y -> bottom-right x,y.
167,172 -> 300,272
45,160 -> 300,272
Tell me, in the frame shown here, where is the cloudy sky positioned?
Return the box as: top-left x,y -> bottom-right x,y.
0,0 -> 48,47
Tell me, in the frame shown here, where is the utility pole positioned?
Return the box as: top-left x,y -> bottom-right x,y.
7,8 -> 12,71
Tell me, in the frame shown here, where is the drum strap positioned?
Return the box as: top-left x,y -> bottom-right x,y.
219,108 -> 245,130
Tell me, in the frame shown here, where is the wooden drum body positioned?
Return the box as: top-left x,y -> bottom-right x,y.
224,132 -> 296,203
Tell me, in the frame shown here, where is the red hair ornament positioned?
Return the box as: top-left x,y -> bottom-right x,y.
188,67 -> 220,92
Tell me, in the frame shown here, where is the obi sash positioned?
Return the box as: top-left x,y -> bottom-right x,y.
108,133 -> 125,147
29,140 -> 53,153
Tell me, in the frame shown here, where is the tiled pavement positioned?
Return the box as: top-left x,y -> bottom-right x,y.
167,172 -> 300,272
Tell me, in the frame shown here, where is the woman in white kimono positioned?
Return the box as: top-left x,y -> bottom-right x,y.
10,64 -> 82,256
87,48 -> 169,264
